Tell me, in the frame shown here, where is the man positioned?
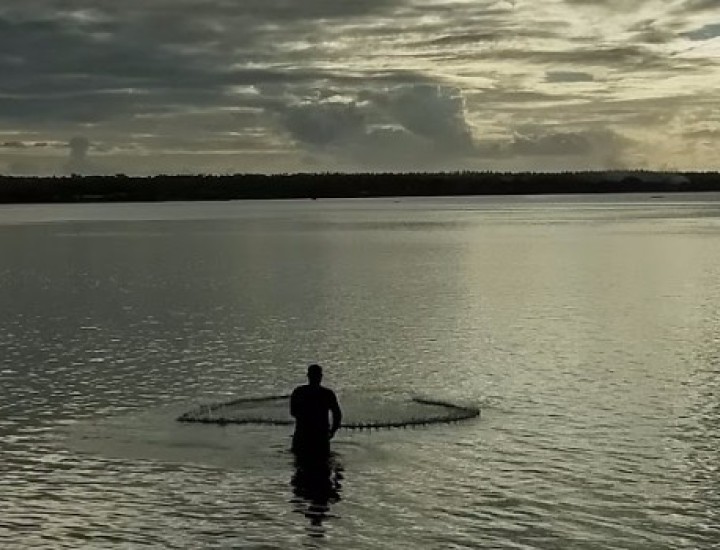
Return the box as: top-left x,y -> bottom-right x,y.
290,364 -> 342,456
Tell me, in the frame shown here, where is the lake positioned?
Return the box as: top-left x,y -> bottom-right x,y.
1,195 -> 719,549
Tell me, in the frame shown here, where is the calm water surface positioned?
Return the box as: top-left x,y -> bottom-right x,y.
1,195 -> 720,548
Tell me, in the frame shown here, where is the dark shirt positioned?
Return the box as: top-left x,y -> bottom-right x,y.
290,384 -> 342,436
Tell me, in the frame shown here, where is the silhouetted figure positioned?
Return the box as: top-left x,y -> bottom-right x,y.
290,364 -> 342,457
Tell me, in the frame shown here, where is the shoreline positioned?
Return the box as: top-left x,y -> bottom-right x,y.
0,171 -> 718,204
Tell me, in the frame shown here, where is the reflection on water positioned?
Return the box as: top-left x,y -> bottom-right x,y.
290,452 -> 344,539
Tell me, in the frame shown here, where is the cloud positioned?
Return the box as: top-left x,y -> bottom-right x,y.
269,83 -> 637,171
0,0 -> 717,172
507,129 -> 630,162
271,85 -> 477,171
562,0 -> 649,10
64,136 -> 108,174
69,136 -> 89,160
681,0 -> 719,12
376,86 -> 475,154
278,100 -> 365,148
545,71 -> 595,83
683,23 -> 720,41
0,141 -> 29,149
509,132 -> 594,156
467,128 -> 636,171
0,140 -> 60,149
627,18 -> 682,45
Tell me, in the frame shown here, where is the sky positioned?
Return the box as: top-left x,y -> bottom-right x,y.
0,0 -> 718,175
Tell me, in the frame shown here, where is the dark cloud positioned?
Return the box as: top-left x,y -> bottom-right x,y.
271,85 -> 476,170
563,0 -> 652,8
6,0 -> 394,27
0,13 -> 224,122
492,45 -> 688,71
469,88 -> 559,105
278,101 -> 365,148
0,141 -> 29,149
0,4 -> 430,126
546,71 -> 595,83
0,140 -> 60,149
683,23 -> 720,41
424,32 -> 508,47
0,0 -> 398,105
627,19 -> 682,45
681,0 -> 720,12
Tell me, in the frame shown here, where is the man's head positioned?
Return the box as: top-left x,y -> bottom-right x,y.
307,364 -> 323,385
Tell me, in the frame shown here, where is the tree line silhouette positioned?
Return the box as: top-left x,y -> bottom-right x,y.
0,171 -> 717,203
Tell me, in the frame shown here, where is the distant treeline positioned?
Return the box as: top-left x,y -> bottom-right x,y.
0,171 -> 718,203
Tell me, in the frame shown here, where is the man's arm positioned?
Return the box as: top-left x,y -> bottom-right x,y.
329,391 -> 342,438
290,388 -> 299,418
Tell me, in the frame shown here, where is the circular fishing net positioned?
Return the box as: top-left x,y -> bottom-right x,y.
177,389 -> 479,429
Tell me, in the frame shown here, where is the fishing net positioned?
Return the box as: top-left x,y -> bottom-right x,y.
177,389 -> 479,429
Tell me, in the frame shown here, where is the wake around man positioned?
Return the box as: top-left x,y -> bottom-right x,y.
290,364 -> 342,456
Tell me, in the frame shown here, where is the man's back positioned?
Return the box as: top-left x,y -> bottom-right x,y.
290,384 -> 339,431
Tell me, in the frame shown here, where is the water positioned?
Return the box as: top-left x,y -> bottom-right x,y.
1,195 -> 719,548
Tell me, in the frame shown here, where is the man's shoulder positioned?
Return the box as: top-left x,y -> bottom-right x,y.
321,386 -> 338,399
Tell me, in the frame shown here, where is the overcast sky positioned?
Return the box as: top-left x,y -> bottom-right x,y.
0,0 -> 718,174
